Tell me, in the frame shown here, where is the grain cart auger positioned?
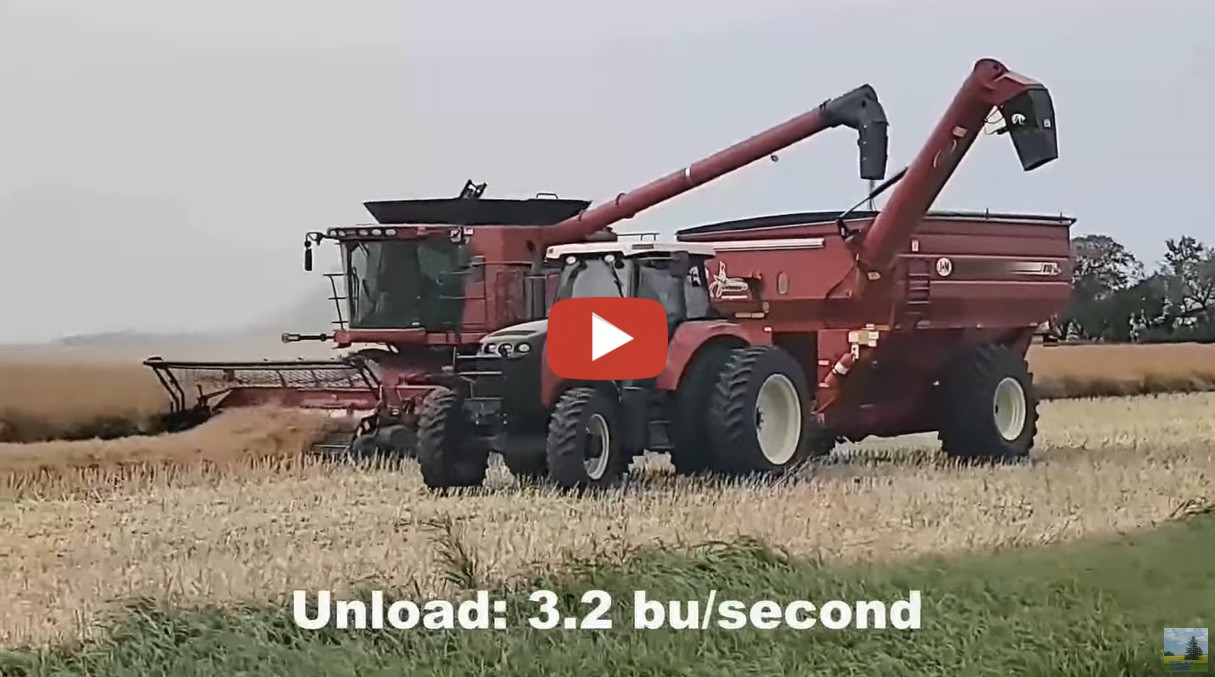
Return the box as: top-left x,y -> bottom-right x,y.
143,83 -> 888,462
419,57 -> 1071,492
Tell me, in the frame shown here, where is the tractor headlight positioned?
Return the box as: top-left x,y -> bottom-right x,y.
498,343 -> 513,356
516,342 -> 531,354
482,342 -> 496,355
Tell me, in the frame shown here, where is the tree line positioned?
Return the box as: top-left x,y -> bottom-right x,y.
1051,234 -> 1215,343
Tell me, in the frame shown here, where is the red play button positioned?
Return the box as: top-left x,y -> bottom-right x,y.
547,298 -> 668,380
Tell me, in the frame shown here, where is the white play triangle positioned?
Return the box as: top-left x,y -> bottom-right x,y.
590,312 -> 633,361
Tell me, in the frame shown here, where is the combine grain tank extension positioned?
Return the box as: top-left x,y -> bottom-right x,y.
142,81 -> 891,460
415,58 -> 1071,493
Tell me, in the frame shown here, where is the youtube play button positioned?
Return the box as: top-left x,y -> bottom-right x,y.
548,298 -> 669,380
590,312 -> 633,361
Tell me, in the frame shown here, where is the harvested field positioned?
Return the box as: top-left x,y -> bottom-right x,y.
2,342 -> 1213,444
0,391 -> 1211,648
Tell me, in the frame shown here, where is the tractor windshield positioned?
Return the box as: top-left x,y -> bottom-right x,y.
346,239 -> 469,330
554,257 -> 630,301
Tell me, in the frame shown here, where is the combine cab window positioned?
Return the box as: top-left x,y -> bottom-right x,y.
346,239 -> 469,330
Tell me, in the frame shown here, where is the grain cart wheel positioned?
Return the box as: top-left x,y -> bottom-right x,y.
936,343 -> 1039,462
545,387 -> 629,490
708,346 -> 812,475
416,387 -> 490,489
669,343 -> 736,475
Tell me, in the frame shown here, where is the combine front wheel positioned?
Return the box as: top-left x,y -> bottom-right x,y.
936,344 -> 1038,462
545,387 -> 629,490
416,387 -> 490,489
708,346 -> 812,475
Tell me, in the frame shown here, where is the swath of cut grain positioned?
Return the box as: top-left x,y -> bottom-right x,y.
0,392 -> 1211,649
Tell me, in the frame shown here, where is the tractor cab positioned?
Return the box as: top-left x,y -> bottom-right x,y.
545,239 -> 721,332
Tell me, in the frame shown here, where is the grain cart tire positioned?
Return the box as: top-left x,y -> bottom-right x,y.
708,345 -> 812,475
416,387 -> 490,489
669,342 -> 737,475
545,387 -> 629,490
936,343 -> 1038,462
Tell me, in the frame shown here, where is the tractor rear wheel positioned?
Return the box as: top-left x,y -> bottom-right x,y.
936,343 -> 1038,461
708,345 -> 812,475
669,342 -> 737,475
545,387 -> 628,490
416,387 -> 490,489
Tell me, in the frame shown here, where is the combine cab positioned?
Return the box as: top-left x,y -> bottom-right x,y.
413,58 -> 1071,491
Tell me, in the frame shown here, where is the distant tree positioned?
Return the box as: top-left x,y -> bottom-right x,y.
1185,634 -> 1204,661
1159,236 -> 1215,329
1063,234 -> 1144,340
1073,234 -> 1145,295
1164,650 -> 1175,656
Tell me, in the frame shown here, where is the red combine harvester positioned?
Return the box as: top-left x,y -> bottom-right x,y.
143,81 -> 887,456
415,58 -> 1071,490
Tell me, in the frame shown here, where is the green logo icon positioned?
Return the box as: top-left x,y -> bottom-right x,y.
1164,627 -> 1208,672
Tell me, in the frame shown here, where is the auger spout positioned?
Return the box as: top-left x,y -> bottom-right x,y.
539,84 -> 889,247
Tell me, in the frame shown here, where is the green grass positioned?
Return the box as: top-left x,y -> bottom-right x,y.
4,514 -> 1215,677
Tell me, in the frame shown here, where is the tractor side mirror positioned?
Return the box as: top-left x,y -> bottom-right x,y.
304,242 -> 313,272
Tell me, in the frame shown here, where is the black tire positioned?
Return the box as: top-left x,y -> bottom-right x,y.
416,387 -> 490,489
545,387 -> 628,490
936,343 -> 1039,462
707,345 -> 813,475
669,343 -> 737,475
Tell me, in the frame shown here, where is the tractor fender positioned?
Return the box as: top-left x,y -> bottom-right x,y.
540,372 -> 619,409
656,321 -> 763,391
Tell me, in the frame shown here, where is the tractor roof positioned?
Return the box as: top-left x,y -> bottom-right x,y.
546,240 -> 717,260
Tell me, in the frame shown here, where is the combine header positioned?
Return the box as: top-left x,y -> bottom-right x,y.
414,58 -> 1071,490
144,82 -> 887,457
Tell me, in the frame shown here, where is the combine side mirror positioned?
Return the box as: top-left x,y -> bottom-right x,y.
304,242 -> 313,272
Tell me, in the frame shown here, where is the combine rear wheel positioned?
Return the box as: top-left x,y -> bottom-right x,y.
545,387 -> 628,490
708,346 -> 813,475
936,343 -> 1038,462
416,387 -> 490,489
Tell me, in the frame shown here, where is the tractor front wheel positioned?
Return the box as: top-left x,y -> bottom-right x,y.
936,343 -> 1039,462
545,387 -> 629,490
416,387 -> 490,489
708,345 -> 812,475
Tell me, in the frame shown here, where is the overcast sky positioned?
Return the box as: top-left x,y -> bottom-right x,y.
2,1 -> 1212,343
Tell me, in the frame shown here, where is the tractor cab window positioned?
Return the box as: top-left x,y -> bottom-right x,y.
634,257 -> 685,327
555,256 -> 630,301
684,260 -> 712,319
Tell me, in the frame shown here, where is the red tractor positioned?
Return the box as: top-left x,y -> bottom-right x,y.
143,81 -> 887,458
415,58 -> 1071,490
